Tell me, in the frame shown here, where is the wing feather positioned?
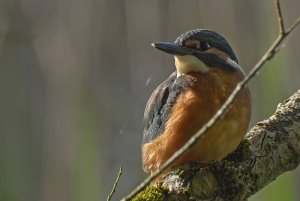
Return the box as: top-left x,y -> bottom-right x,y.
142,72 -> 193,145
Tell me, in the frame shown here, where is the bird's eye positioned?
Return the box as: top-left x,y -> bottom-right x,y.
199,41 -> 211,51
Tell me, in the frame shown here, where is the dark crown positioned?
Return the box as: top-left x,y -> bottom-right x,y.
175,29 -> 238,64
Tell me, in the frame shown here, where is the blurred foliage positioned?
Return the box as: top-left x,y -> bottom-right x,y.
0,0 -> 299,201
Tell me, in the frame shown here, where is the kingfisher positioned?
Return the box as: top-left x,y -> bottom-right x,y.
142,29 -> 251,175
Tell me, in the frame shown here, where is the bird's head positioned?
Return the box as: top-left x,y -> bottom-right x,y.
152,29 -> 243,77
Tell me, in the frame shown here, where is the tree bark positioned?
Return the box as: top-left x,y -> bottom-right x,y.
136,89 -> 300,201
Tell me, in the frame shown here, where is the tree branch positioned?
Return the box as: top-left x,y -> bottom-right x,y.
275,0 -> 285,34
134,89 -> 300,201
121,0 -> 300,199
107,167 -> 123,201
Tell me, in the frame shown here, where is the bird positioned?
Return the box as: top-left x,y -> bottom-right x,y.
141,29 -> 251,175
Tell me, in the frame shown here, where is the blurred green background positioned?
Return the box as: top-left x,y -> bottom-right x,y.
0,0 -> 299,201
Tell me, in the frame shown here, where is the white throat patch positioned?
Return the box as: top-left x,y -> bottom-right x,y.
174,55 -> 208,77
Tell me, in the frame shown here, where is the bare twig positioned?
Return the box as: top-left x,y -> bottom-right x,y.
120,1 -> 300,200
275,0 -> 285,34
286,15 -> 300,34
107,166 -> 123,201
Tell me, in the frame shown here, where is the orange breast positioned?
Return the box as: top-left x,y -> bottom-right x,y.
142,69 -> 251,174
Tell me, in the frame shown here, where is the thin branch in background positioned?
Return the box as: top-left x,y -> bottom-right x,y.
120,0 -> 300,200
286,14 -> 300,34
107,166 -> 123,201
275,0 -> 285,34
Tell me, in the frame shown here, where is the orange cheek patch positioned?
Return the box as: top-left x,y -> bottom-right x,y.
206,47 -> 229,61
183,39 -> 200,48
183,41 -> 230,62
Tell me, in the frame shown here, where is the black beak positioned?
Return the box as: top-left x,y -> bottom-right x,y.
151,42 -> 198,56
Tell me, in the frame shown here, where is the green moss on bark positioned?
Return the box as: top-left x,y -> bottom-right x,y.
132,185 -> 169,201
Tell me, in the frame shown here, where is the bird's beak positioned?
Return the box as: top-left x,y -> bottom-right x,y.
151,42 -> 197,56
